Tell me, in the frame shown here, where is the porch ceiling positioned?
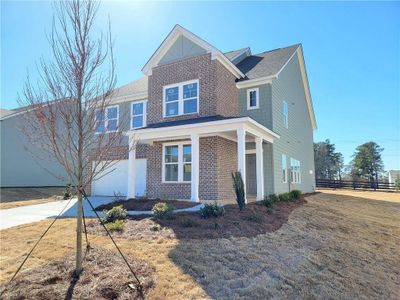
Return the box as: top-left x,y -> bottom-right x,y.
125,116 -> 280,144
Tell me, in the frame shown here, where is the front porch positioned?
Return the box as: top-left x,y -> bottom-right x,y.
126,116 -> 279,203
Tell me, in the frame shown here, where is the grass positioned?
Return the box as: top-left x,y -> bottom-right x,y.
1,191 -> 399,299
0,187 -> 64,209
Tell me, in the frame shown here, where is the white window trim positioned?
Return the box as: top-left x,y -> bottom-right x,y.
247,87 -> 259,110
282,154 -> 287,183
162,141 -> 192,183
163,79 -> 199,118
290,158 -> 301,184
130,100 -> 147,130
95,105 -> 119,134
283,100 -> 288,129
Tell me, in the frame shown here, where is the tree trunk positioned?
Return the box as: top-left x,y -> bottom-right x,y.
75,191 -> 83,276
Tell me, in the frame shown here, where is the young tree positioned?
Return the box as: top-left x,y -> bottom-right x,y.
350,141 -> 384,183
19,0 -> 130,276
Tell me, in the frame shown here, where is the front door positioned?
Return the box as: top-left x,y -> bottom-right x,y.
246,154 -> 257,195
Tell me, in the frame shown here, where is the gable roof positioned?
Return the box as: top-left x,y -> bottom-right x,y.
236,44 -> 300,81
142,24 -> 245,79
235,44 -> 317,129
109,76 -> 148,104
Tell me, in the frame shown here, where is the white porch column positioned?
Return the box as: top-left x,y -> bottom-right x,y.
191,133 -> 200,202
255,137 -> 264,200
237,128 -> 247,203
127,136 -> 136,199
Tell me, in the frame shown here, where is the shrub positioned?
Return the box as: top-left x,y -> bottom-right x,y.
242,214 -> 262,223
102,205 -> 127,223
180,218 -> 200,228
261,194 -> 279,208
289,190 -> 302,199
278,192 -> 293,202
105,219 -> 124,231
63,183 -> 73,200
150,224 -> 162,231
268,194 -> 279,203
232,171 -> 245,211
200,203 -> 225,219
152,202 -> 174,219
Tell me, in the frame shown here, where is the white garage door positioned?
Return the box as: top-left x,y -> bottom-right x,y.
91,159 -> 147,197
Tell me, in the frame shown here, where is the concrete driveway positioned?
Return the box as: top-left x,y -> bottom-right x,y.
0,197 -> 114,230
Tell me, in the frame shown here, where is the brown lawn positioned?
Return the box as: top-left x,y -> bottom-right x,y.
0,187 -> 64,209
1,191 -> 399,299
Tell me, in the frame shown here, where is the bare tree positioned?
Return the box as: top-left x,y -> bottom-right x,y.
19,0 -> 132,276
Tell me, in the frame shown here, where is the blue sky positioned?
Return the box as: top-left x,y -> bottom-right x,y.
1,1 -> 399,170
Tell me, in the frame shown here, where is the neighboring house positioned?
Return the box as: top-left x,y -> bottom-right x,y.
388,170 -> 400,184
90,24 -> 317,203
0,106 -> 68,187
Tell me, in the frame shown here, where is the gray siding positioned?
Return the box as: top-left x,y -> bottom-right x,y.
271,52 -> 315,193
0,114 -> 68,187
159,36 -> 207,66
238,84 -> 273,129
240,83 -> 274,196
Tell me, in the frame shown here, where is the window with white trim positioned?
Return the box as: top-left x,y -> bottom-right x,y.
164,80 -> 198,117
247,88 -> 259,109
283,101 -> 288,128
282,154 -> 287,183
163,143 -> 192,182
131,101 -> 147,129
95,105 -> 119,133
290,158 -> 301,183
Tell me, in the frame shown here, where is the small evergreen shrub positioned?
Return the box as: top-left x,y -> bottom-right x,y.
232,171 -> 246,211
150,224 -> 162,231
180,218 -> 200,228
63,183 -> 73,199
102,205 -> 127,223
242,214 -> 262,223
278,192 -> 293,202
105,219 -> 124,231
200,203 -> 225,219
152,202 -> 174,219
261,194 -> 279,208
289,190 -> 302,199
268,194 -> 280,203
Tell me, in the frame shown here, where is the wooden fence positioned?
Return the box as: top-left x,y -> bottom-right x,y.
316,179 -> 397,191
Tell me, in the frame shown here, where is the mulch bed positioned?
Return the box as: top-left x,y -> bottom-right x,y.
0,247 -> 154,300
87,197 -> 307,240
95,198 -> 199,211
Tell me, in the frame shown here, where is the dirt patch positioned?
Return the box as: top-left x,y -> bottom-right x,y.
95,198 -> 199,211
87,198 -> 306,240
0,247 -> 154,299
1,192 -> 399,299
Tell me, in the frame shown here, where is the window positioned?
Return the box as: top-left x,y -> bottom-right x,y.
247,88 -> 259,109
290,158 -> 301,183
131,101 -> 147,129
163,143 -> 192,182
95,105 -> 119,133
282,154 -> 287,183
283,101 -> 288,128
163,80 -> 198,117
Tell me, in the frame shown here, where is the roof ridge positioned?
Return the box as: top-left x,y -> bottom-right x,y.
252,43 -> 300,56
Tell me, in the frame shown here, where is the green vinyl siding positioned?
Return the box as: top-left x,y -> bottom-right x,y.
239,51 -> 315,195
240,85 -> 274,197
271,52 -> 315,193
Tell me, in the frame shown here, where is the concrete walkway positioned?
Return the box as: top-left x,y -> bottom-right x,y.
0,196 -> 204,230
0,198 -> 77,230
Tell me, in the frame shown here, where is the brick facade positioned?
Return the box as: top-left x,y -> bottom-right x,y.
145,136 -> 237,203
147,53 -> 239,125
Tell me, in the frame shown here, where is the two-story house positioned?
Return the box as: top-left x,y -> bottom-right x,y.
90,25 -> 317,204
